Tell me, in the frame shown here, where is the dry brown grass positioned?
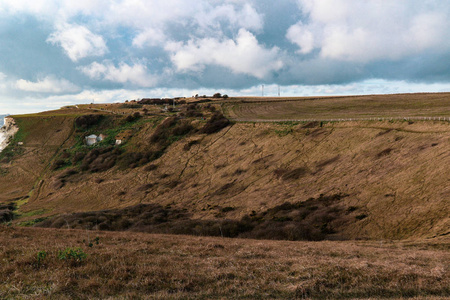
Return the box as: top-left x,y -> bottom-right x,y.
8,118 -> 449,241
224,93 -> 450,120
1,95 -> 449,243
0,226 -> 448,299
0,114 -> 77,203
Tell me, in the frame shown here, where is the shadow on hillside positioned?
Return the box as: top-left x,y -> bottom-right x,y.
35,194 -> 366,241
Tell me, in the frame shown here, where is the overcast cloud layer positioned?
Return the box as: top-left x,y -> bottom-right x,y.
0,0 -> 449,114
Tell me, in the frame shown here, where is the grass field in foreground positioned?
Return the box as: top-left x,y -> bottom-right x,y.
1,226 -> 448,299
224,93 -> 450,121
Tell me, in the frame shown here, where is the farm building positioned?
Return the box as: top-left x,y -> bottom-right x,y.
85,134 -> 98,146
85,134 -> 107,146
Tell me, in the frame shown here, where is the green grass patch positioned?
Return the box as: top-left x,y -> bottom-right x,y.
18,217 -> 49,227
15,198 -> 29,209
274,122 -> 298,136
17,209 -> 48,218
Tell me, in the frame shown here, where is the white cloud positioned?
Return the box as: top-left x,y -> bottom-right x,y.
0,72 -> 6,81
286,22 -> 314,54
0,0 -> 57,16
47,23 -> 108,62
288,0 -> 450,62
132,28 -> 166,48
79,61 -> 157,87
2,1 -> 264,49
166,29 -> 283,79
15,76 -> 80,93
195,3 -> 263,33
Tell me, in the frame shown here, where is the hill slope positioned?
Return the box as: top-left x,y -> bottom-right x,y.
0,94 -> 449,241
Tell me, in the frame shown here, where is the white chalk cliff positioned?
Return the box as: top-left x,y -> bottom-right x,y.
0,117 -> 19,152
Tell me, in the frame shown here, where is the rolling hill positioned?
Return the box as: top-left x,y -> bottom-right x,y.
0,93 -> 449,241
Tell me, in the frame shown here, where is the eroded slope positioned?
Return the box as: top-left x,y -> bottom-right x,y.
14,116 -> 449,240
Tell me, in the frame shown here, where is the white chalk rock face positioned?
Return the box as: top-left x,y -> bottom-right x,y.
0,117 -> 19,152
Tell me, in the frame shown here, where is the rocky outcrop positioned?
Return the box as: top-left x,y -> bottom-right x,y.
0,117 -> 19,152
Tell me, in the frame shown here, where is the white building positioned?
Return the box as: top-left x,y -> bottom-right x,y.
85,134 -> 98,146
86,134 -> 107,145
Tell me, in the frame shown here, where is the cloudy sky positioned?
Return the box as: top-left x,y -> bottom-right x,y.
0,0 -> 449,114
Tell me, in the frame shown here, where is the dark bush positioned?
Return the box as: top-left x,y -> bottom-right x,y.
81,147 -> 119,172
119,103 -> 142,109
75,114 -> 103,130
136,183 -> 154,192
221,207 -> 235,213
377,148 -> 393,158
200,113 -> 230,134
282,167 -> 309,180
51,159 -> 69,171
57,168 -> 78,179
93,178 -> 104,184
213,93 -> 222,98
356,214 -> 368,220
124,112 -> 141,123
274,167 -> 309,180
185,110 -> 203,118
214,182 -> 234,195
171,121 -> 194,136
138,98 -> 177,105
0,203 -> 15,211
183,140 -> 200,151
145,164 -> 158,171
72,151 -> 87,165
138,98 -> 162,105
184,104 -> 204,117
150,117 -> 178,143
117,152 -> 144,169
203,104 -> 218,112
36,194 -> 352,241
302,121 -> 319,128
0,209 -> 14,223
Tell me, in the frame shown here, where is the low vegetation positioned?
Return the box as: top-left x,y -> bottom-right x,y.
36,194 -> 366,241
56,108 -> 230,174
199,112 -> 231,134
0,226 -> 448,299
225,92 -> 450,120
1,94 -> 449,298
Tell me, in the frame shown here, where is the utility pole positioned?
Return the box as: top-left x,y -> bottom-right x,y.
278,85 -> 280,97
262,84 -> 264,97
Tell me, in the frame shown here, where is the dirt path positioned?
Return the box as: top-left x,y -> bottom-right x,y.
230,116 -> 450,123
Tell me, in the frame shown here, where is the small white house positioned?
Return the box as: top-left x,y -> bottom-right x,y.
85,134 -> 98,146
85,134 -> 108,146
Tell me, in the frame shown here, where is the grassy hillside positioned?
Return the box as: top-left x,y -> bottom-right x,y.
0,94 -> 449,241
1,226 -> 448,299
0,111 -> 83,203
224,93 -> 450,120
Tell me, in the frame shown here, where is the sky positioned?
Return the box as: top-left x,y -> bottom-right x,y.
0,0 -> 449,114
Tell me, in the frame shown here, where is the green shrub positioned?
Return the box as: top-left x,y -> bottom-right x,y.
58,247 -> 87,263
36,250 -> 47,267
